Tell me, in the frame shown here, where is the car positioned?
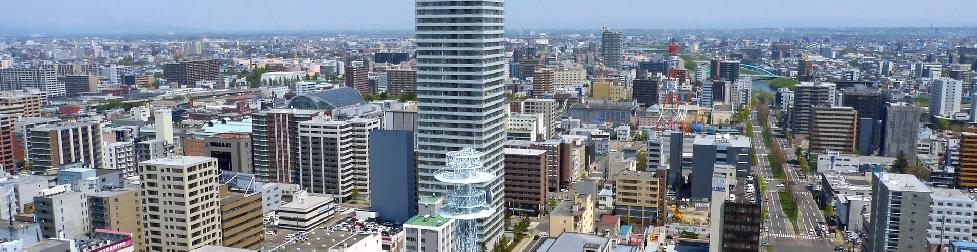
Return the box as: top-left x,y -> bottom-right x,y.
265,231 -> 275,235
835,246 -> 846,251
284,234 -> 295,240
808,228 -> 815,236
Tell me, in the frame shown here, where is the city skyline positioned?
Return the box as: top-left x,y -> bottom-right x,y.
3,0 -> 977,35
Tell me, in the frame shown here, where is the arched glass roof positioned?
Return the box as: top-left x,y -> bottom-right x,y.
287,87 -> 365,110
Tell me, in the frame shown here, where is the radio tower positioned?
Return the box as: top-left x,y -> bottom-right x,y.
657,40 -> 691,132
435,148 -> 496,252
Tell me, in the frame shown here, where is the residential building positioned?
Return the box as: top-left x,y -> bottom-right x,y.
810,106 -> 858,154
868,173 -> 932,252
140,156 -> 223,251
0,92 -> 44,118
369,130 -> 416,224
219,190 -> 264,250
101,142 -> 136,177
503,148 -> 547,215
28,122 -> 103,174
276,192 -> 336,231
136,139 -> 173,163
929,77 -> 963,118
33,185 -> 89,239
252,109 -> 321,183
507,113 -> 544,141
182,133 -> 253,174
345,65 -> 370,96
960,133 -> 977,188
295,117 -> 378,201
415,0 -> 507,247
522,98 -> 558,139
691,134 -> 751,201
791,82 -> 837,136
0,114 -> 15,173
532,68 -> 554,98
89,189 -> 143,251
0,67 -> 65,97
613,170 -> 664,227
549,192 -> 595,237
601,28 -> 624,70
928,188 -> 977,242
163,59 -> 220,88
403,214 -> 454,252
387,69 -> 416,96
881,103 -> 922,163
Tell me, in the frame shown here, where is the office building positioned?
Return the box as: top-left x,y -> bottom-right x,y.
522,98 -> 558,139
880,103 -> 922,163
277,192 -> 336,231
0,175 -> 49,219
416,0 -> 507,247
0,92 -> 44,118
28,122 -> 102,174
252,109 -> 322,183
183,133 -> 253,174
33,185 -> 90,239
960,133 -> 977,188
691,134 -> 751,201
0,67 -> 65,97
532,68 -> 554,98
517,57 -> 543,80
798,57 -> 814,79
591,79 -> 632,101
154,109 -> 174,145
718,60 -> 740,83
507,113 -> 544,141
929,77 -> 963,118
375,52 -> 411,65
843,87 -> 883,122
163,59 -> 220,88
369,130 -> 416,224
89,189 -> 143,251
868,173 -> 932,252
503,148 -> 547,215
601,28 -> 624,70
59,75 -> 97,97
386,69 -> 417,96
857,118 -> 877,155
102,142 -> 136,177
403,214 -> 455,252
345,65 -> 370,96
710,177 -> 762,252
612,170 -> 664,227
140,156 -> 223,251
296,117 -> 378,201
633,79 -> 660,107
219,191 -> 264,250
810,106 -> 858,154
791,82 -> 837,136
928,188 -> 976,242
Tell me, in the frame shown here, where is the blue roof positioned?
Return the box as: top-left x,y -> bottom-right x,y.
619,224 -> 632,236
287,87 -> 365,110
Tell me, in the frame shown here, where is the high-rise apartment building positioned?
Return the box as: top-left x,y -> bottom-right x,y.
90,189 -> 143,251
219,190 -> 264,250
633,79 -> 660,107
929,77 -> 963,118
928,188 -> 977,242
503,148 -> 547,215
791,82 -> 837,136
868,173 -> 932,252
33,185 -> 90,239
416,0 -> 507,247
532,68 -> 554,98
163,59 -> 220,88
102,142 -> 137,177
345,65 -> 371,96
252,109 -> 322,183
601,28 -> 624,70
522,98 -> 558,139
59,75 -> 98,97
28,122 -> 103,174
295,117 -> 379,201
613,170 -> 665,227
810,106 -> 858,154
0,114 -> 15,173
959,133 -> 977,188
140,156 -> 222,251
182,133 -> 253,174
880,103 -> 922,163
0,92 -> 44,118
387,69 -> 417,96
0,66 -> 65,97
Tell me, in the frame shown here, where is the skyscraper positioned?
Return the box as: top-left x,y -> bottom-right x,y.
252,109 -> 322,183
791,82 -> 837,136
601,28 -> 624,70
416,0 -> 506,249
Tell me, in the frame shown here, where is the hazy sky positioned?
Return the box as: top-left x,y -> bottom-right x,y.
3,0 -> 976,33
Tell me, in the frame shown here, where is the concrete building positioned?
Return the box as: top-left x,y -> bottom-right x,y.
252,109 -> 322,183
0,114 -> 15,173
868,173 -> 932,252
59,75 -> 97,97
403,214 -> 454,252
0,92 -> 44,118
182,133 -> 253,174
710,177 -> 762,252
416,0 -> 508,246
101,142 -> 136,177
928,188 -> 976,242
0,67 -> 64,97
929,77 -> 963,118
810,106 -> 859,154
532,68 -> 554,98
386,69 -> 417,96
633,79 -> 660,107
691,134 -> 751,201
0,175 -> 49,219
590,79 -> 632,101
549,192 -> 595,237
601,28 -> 624,70
89,189 -> 143,251
163,59 -> 220,88
842,87 -> 884,122
612,170 -> 664,227
503,148 -> 547,215
345,65 -> 370,96
33,184 -> 89,239
791,82 -> 837,136
960,133 -> 977,188
28,122 -> 103,174
567,100 -> 638,125
153,109 -> 174,145
219,190 -> 264,250
881,103 -> 922,163
276,192 -> 336,231
140,156 -> 223,251
507,113 -> 544,141
136,139 -> 173,163
295,117 -> 378,201
536,232 -> 611,252
522,98 -> 558,139
369,130 -> 416,224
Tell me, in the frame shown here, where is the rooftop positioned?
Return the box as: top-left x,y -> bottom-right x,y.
504,148 -> 547,156
405,214 -> 452,228
536,232 -> 610,252
693,133 -> 751,148
931,188 -> 975,201
287,87 -> 365,110
878,173 -> 932,193
140,156 -> 215,166
280,193 -> 334,210
419,195 -> 441,205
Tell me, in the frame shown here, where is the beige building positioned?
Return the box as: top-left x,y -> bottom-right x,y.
591,79 -> 632,101
810,106 -> 858,154
613,170 -> 665,227
90,189 -> 144,251
28,122 -> 103,174
140,156 -> 222,251
220,188 -> 264,250
548,192 -> 595,237
0,92 -> 44,118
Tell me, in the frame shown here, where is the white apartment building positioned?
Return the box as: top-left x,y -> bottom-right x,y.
404,214 -> 455,252
929,77 -> 963,118
140,156 -> 222,251
295,116 -> 378,202
929,188 -> 977,242
102,141 -> 136,177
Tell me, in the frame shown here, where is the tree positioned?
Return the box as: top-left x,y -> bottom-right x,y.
398,92 -> 417,102
350,188 -> 360,203
892,151 -> 909,174
908,164 -> 930,180
823,204 -> 836,218
547,198 -> 558,211
514,217 -> 531,241
637,151 -> 648,171
504,211 -> 513,230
